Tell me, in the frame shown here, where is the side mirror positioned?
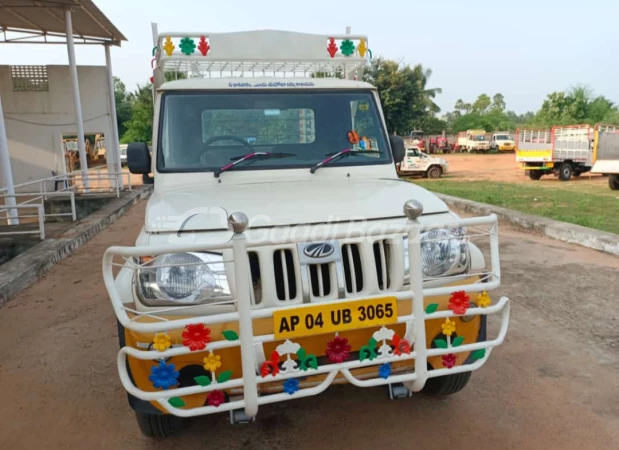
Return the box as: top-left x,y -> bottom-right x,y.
127,142 -> 151,175
390,135 -> 405,163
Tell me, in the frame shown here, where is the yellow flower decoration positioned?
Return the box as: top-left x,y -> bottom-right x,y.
203,353 -> 222,372
441,318 -> 456,336
163,36 -> 175,56
477,291 -> 492,308
357,38 -> 368,58
152,332 -> 171,352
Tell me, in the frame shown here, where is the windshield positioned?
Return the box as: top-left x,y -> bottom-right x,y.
472,135 -> 486,141
497,135 -> 512,140
157,91 -> 390,173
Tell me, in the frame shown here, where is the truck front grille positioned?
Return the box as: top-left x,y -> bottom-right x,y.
273,249 -> 297,301
373,240 -> 392,290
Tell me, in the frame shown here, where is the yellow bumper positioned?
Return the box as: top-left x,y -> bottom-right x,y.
123,279 -> 484,413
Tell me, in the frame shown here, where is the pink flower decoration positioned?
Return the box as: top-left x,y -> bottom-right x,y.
207,390 -> 226,407
442,353 -> 457,369
326,336 -> 351,363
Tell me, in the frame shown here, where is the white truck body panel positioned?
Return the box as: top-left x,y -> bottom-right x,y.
552,125 -> 592,165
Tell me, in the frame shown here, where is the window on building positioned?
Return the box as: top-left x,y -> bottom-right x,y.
10,65 -> 49,91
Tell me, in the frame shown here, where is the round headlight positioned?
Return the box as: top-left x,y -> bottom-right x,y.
403,229 -> 469,280
137,252 -> 230,305
420,229 -> 468,277
156,253 -> 210,299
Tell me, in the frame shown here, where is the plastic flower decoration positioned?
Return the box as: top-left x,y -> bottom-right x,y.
357,38 -> 368,57
378,363 -> 392,379
182,323 -> 211,351
283,378 -> 300,395
207,390 -> 226,407
340,39 -> 355,56
162,36 -> 175,56
152,332 -> 171,352
203,353 -> 222,372
197,36 -> 210,56
179,37 -> 196,55
327,37 -> 338,57
441,318 -> 457,337
326,336 -> 352,363
392,334 -> 411,356
442,353 -> 457,369
448,291 -> 470,315
477,291 -> 492,308
149,361 -> 179,390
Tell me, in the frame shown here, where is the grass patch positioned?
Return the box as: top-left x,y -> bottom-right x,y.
414,179 -> 619,235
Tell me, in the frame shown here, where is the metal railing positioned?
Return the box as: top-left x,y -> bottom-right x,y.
0,204 -> 45,240
103,213 -> 510,419
1,191 -> 77,223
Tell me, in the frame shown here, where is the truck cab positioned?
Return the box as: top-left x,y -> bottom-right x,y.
106,27 -> 510,438
490,132 -> 515,152
398,147 -> 449,178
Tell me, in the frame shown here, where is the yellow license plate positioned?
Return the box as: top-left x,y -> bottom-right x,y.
273,297 -> 398,339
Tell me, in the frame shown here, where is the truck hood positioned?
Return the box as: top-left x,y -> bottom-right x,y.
145,178 -> 449,233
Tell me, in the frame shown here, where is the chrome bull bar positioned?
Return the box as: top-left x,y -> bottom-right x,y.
102,208 -> 510,418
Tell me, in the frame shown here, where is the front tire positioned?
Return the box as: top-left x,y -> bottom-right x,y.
610,174 -> 619,190
529,170 -> 542,180
422,371 -> 472,396
558,162 -> 572,181
135,412 -> 185,439
427,166 -> 442,179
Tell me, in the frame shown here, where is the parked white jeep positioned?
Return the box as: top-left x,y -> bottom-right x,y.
397,147 -> 449,178
104,27 -> 511,439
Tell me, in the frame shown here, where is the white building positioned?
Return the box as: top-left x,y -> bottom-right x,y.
0,64 -> 114,187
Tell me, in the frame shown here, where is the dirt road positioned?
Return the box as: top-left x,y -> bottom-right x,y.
440,153 -> 609,186
1,200 -> 618,450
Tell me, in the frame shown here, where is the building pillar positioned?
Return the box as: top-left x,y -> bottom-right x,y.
104,43 -> 122,188
64,7 -> 89,190
0,96 -> 19,225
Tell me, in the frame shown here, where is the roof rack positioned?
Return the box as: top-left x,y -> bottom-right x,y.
150,24 -> 370,88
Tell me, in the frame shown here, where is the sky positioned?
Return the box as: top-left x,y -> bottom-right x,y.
1,0 -> 618,115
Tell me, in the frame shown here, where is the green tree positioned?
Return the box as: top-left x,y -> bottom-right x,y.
121,84 -> 154,144
363,58 -> 441,134
531,85 -> 619,126
491,93 -> 506,112
114,77 -> 132,139
472,94 -> 491,114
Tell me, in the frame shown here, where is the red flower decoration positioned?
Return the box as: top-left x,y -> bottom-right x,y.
392,334 -> 411,356
448,291 -> 470,315
182,323 -> 211,351
260,351 -> 280,377
442,353 -> 457,369
207,390 -> 226,407
326,336 -> 351,363
327,37 -> 338,58
197,36 -> 210,56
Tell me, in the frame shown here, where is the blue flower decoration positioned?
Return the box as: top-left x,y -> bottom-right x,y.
149,361 -> 179,390
283,378 -> 300,395
378,363 -> 392,379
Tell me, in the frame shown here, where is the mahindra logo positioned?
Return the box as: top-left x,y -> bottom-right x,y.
303,242 -> 335,258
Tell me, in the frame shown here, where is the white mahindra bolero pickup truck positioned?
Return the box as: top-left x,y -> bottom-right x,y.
103,27 -> 511,438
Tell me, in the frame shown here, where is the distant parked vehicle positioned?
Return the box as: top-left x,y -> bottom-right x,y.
515,125 -> 616,181
457,130 -> 490,153
397,146 -> 449,178
490,132 -> 515,152
119,144 -> 128,166
590,124 -> 619,189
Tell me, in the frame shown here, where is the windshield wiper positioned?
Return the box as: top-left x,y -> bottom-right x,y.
310,149 -> 381,174
214,152 -> 296,177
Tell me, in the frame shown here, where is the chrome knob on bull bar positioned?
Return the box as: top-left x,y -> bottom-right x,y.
403,199 -> 423,220
228,212 -> 249,233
